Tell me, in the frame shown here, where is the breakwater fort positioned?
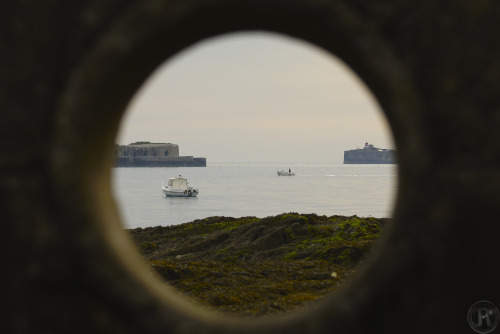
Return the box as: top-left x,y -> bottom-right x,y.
344,142 -> 397,164
114,142 -> 206,167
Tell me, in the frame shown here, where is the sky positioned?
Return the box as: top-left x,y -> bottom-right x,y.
116,32 -> 394,163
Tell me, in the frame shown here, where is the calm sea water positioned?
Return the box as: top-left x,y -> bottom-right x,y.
111,162 -> 398,229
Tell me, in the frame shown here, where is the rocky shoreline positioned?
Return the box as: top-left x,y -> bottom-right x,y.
128,213 -> 388,317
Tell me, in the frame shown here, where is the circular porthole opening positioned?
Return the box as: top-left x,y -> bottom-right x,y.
111,32 -> 398,318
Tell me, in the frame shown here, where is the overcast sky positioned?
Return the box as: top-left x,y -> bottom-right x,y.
116,32 -> 393,163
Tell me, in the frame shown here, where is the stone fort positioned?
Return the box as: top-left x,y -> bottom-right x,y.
344,142 -> 397,164
114,142 -> 206,167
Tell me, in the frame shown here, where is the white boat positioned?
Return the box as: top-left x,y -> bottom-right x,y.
161,175 -> 199,197
277,170 -> 295,176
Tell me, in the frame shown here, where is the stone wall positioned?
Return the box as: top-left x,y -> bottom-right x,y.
115,143 -> 180,157
3,1 -> 500,334
344,148 -> 396,164
114,143 -> 206,167
115,156 -> 206,167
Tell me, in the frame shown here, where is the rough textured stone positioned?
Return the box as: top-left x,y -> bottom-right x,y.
344,143 -> 396,164
114,142 -> 206,166
2,0 -> 500,333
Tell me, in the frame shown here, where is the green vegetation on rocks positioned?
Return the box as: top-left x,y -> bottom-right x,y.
128,213 -> 388,317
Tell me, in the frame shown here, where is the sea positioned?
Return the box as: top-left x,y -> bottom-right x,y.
111,162 -> 398,229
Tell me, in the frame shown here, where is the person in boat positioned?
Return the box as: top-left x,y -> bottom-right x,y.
289,168 -> 291,173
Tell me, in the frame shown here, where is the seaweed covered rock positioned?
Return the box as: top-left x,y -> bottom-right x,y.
128,213 -> 388,316
129,213 -> 388,264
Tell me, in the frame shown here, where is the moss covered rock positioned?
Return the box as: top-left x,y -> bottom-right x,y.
128,213 -> 388,316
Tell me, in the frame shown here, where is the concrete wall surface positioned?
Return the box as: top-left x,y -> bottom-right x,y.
2,0 -> 500,333
115,156 -> 207,167
344,149 -> 396,164
115,143 -> 180,158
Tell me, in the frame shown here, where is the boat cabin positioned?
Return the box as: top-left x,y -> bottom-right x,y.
167,176 -> 189,190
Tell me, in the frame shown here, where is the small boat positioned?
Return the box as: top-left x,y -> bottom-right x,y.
161,175 -> 199,197
277,170 -> 295,176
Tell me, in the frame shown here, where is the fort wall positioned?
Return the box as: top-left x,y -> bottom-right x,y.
344,143 -> 396,164
114,142 -> 206,167
115,143 -> 180,158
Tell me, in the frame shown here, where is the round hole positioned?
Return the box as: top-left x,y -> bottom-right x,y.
112,32 -> 398,318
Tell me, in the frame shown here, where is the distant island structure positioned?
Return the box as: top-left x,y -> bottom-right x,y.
344,142 -> 397,164
114,142 -> 206,167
